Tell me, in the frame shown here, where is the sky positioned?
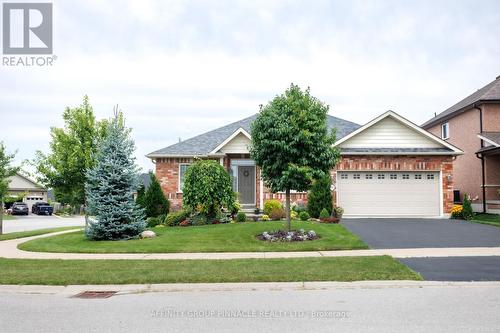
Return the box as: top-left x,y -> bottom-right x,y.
1,0 -> 500,174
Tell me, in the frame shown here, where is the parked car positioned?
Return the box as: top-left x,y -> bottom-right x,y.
31,202 -> 54,216
11,202 -> 29,215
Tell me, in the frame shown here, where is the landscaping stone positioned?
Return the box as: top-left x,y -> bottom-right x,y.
140,230 -> 156,239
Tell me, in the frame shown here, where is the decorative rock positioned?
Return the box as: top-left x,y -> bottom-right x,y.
140,230 -> 156,239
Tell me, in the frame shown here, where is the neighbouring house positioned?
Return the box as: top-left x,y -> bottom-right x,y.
147,111 -> 462,217
6,173 -> 48,211
422,75 -> 500,213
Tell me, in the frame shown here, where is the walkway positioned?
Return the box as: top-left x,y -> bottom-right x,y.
1,229 -> 500,260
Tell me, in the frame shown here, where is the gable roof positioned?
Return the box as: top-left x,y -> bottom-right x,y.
422,75 -> 500,128
334,110 -> 463,155
8,173 -> 45,191
147,114 -> 360,158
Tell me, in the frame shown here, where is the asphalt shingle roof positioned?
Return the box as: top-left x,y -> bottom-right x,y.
422,76 -> 500,128
148,114 -> 361,157
480,132 -> 500,146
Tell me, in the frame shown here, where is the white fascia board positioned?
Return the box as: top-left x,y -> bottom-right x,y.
477,134 -> 500,147
209,127 -> 252,154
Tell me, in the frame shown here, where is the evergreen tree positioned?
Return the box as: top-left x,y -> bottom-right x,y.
136,181 -> 146,209
144,172 -> 170,217
85,110 -> 145,240
307,174 -> 333,218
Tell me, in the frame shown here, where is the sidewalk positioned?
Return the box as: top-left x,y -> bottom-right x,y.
2,280 -> 500,296
1,229 -> 500,260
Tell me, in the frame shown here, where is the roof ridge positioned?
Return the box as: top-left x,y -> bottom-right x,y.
422,76 -> 500,128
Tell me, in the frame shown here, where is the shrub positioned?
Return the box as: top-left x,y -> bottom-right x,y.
190,213 -> 209,226
307,174 -> 333,218
319,208 -> 330,220
236,212 -> 247,222
165,210 -> 189,226
157,214 -> 167,225
290,210 -> 298,220
451,205 -> 463,219
264,199 -> 282,215
261,214 -> 270,221
299,211 -> 310,221
462,194 -> 474,220
270,207 -> 285,220
291,201 -> 306,213
183,160 -> 236,219
143,172 -> 170,218
334,206 -> 344,218
146,217 -> 161,228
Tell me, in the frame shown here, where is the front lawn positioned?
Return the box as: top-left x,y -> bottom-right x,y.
0,256 -> 421,285
472,214 -> 500,227
18,221 -> 367,253
1,215 -> 16,220
0,227 -> 81,241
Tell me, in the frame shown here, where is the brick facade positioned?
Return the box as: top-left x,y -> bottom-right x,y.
155,155 -> 454,215
333,155 -> 454,213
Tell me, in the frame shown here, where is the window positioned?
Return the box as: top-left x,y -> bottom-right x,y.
340,173 -> 348,180
415,174 -> 422,180
377,174 -> 385,180
353,174 -> 361,179
441,123 -> 449,140
179,164 -> 191,192
402,174 -> 409,179
390,174 -> 397,180
427,174 -> 435,180
365,174 -> 373,179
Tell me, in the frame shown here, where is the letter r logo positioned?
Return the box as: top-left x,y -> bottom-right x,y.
2,2 -> 53,54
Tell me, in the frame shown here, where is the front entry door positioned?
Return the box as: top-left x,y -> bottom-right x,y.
237,166 -> 255,205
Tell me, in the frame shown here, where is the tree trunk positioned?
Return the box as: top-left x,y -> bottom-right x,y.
0,198 -> 4,235
286,188 -> 291,231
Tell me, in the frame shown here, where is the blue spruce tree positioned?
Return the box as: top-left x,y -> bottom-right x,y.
85,111 -> 146,240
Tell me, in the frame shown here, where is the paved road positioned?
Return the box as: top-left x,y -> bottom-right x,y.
2,214 -> 85,233
400,256 -> 500,281
1,284 -> 499,333
343,218 -> 500,248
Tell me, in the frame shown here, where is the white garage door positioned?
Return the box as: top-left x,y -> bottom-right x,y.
337,171 -> 441,217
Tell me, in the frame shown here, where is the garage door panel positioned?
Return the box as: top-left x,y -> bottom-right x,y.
337,172 -> 440,217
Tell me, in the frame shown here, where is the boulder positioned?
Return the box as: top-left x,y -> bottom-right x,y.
140,230 -> 156,239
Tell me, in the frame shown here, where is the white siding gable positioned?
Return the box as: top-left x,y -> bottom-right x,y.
8,174 -> 43,190
218,132 -> 251,154
338,116 -> 442,149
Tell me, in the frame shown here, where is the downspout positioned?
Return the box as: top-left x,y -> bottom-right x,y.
473,104 -> 487,213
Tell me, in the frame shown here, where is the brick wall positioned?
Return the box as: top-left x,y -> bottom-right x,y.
156,155 -> 454,215
332,155 -> 455,213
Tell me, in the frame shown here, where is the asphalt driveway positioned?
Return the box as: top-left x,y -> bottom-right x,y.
342,218 -> 500,249
2,215 -> 85,233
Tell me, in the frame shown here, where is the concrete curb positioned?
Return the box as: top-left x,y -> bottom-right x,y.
2,229 -> 500,260
1,281 -> 500,296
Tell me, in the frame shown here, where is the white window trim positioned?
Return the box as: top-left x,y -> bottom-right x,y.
441,123 -> 449,140
178,163 -> 191,193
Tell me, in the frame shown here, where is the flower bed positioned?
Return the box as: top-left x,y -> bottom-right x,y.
257,229 -> 319,242
320,217 -> 340,224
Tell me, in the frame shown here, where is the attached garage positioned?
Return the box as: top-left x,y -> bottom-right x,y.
333,111 -> 463,218
337,171 -> 441,217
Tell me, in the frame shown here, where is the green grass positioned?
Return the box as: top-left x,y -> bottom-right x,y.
19,221 -> 367,253
0,256 -> 421,285
1,215 -> 16,220
0,227 -> 81,241
472,213 -> 500,227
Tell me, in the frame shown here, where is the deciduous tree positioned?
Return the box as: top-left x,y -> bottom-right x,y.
251,84 -> 340,230
0,143 -> 20,235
